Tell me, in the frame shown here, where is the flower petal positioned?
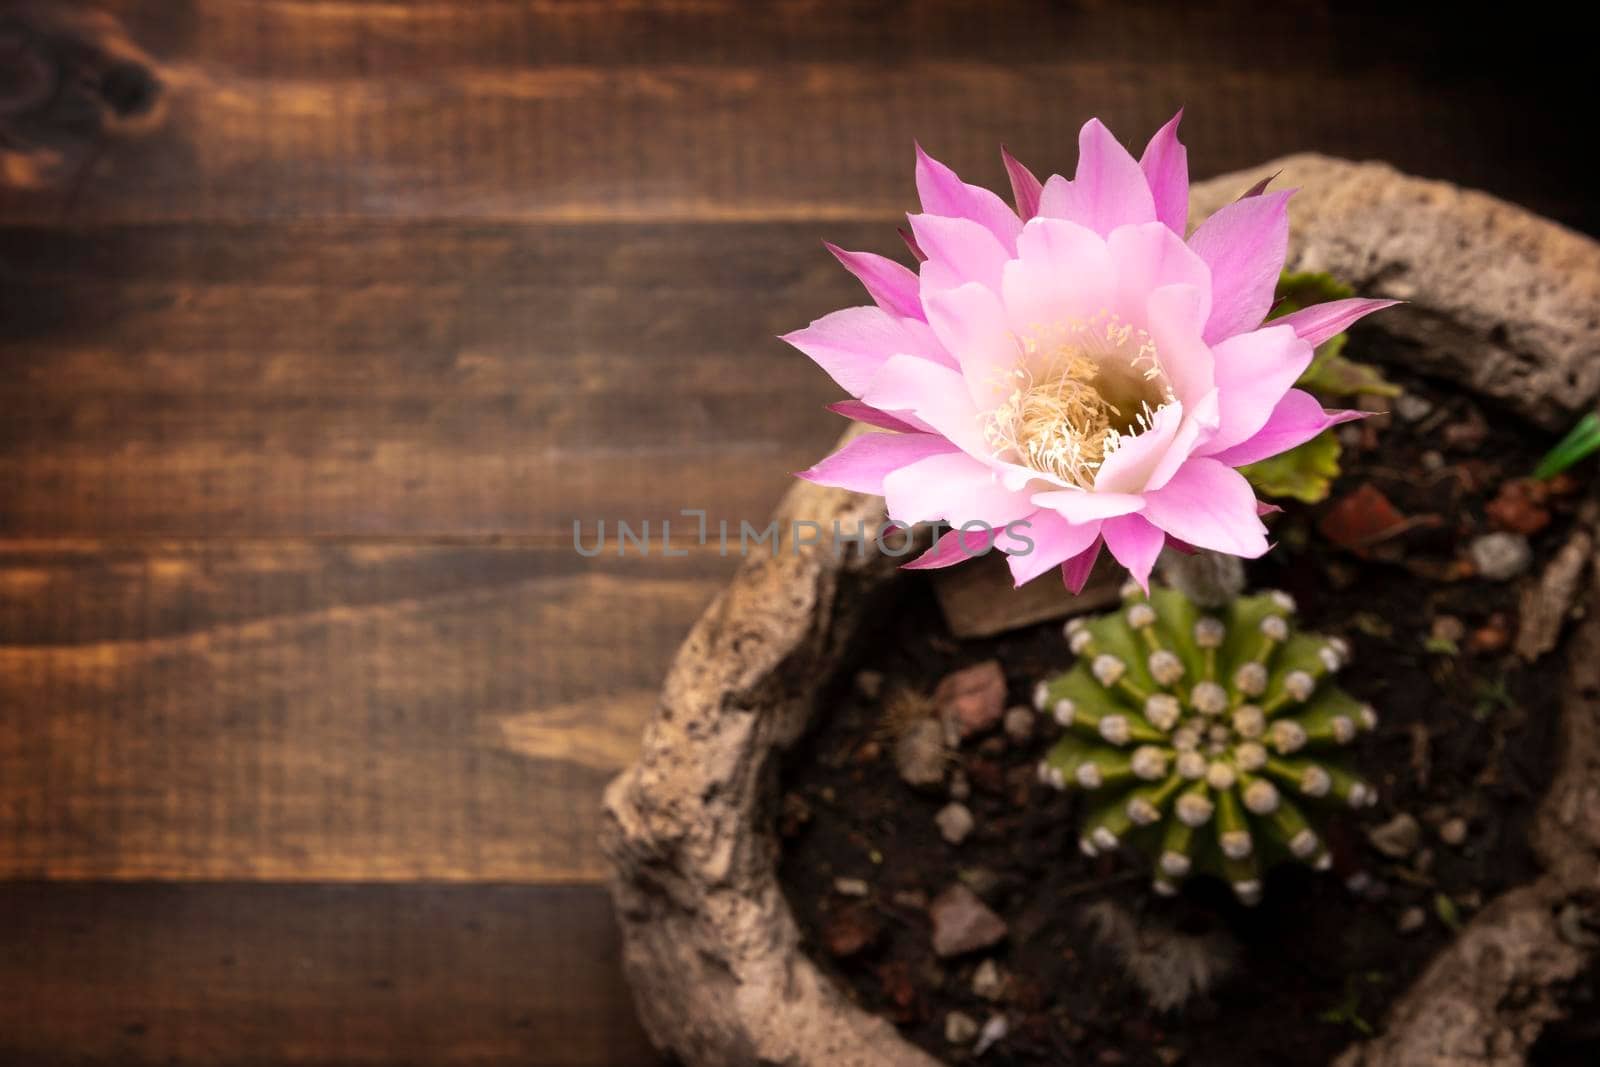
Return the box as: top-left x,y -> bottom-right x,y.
783,306 -> 952,396
861,353 -> 989,456
1102,513 -> 1166,591
1036,119 -> 1157,237
1141,458 -> 1269,558
1060,538 -> 1104,594
1201,323 -> 1315,456
1092,399 -> 1186,495
798,432 -> 958,494
1000,217 -> 1113,330
910,213 -> 1012,295
1107,222 -> 1212,333
825,243 -> 924,321
1031,489 -> 1145,523
1206,388 -> 1366,467
883,451 -> 1035,526
1186,189 -> 1292,342
1138,110 -> 1189,235
923,281 -> 1020,413
1001,146 -> 1043,220
1272,297 -> 1401,348
903,523 -> 996,570
1144,283 -> 1217,413
825,400 -> 923,434
914,143 -> 1023,251
1005,510 -> 1102,586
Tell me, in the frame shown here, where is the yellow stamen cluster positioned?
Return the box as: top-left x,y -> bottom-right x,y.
984,312 -> 1173,488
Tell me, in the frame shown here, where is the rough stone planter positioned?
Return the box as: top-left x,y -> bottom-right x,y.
601,157 -> 1600,1067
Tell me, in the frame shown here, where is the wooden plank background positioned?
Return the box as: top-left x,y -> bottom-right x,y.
0,2 -> 1585,1064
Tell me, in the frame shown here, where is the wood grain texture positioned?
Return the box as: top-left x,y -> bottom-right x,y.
0,541 -> 725,880
0,881 -> 664,1066
3,1 -> 1589,229
0,220 -> 867,537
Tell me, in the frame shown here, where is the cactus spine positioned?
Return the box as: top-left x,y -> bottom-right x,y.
1034,582 -> 1377,904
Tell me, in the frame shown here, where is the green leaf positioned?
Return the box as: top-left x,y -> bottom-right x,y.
1533,412 -> 1600,479
1240,429 -> 1343,504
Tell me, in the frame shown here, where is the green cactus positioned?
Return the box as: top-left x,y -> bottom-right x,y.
1033,582 -> 1378,905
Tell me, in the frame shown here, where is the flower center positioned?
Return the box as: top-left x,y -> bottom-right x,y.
985,313 -> 1172,488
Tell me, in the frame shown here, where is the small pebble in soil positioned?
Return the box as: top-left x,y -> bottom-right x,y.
1394,392 -> 1434,422
854,669 -> 884,700
1002,705 -> 1035,744
1470,615 -> 1511,654
936,802 -> 976,845
822,906 -> 879,958
1469,532 -> 1533,581
1368,813 -> 1422,858
832,876 -> 869,897
894,718 -> 947,791
934,660 -> 1007,740
1398,906 -> 1428,934
1420,449 -> 1446,471
1486,478 -> 1552,535
948,770 -> 971,801
929,883 -> 1008,958
1439,817 -> 1470,846
945,1011 -> 979,1045
1430,614 -> 1466,645
974,1014 -> 1009,1056
971,958 -> 1006,1000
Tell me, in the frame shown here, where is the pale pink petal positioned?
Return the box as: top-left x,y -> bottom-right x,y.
861,353 -> 989,456
1060,538 -> 1104,594
1206,389 -> 1366,467
923,282 -> 1020,413
1102,513 -> 1166,591
1005,510 -> 1103,586
1107,223 -> 1212,331
825,243 -> 924,321
1272,297 -> 1401,348
825,400 -> 922,434
910,213 -> 1012,295
1141,458 -> 1269,557
1000,217 -> 1113,330
1143,284 -> 1217,412
798,432 -> 957,494
782,306 -> 952,396
1200,323 -> 1315,456
883,451 -> 1035,526
1035,119 -> 1157,237
1030,489 -> 1145,523
1144,388 -> 1218,492
1138,110 -> 1188,235
903,524 -> 996,570
1001,146 -> 1043,220
1186,189 -> 1292,342
1092,400 -> 1185,495
914,143 -> 1024,251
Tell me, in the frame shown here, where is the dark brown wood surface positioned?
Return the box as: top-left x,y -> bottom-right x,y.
0,2 -> 1585,1064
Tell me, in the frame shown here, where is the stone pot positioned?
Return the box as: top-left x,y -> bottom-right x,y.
601,157 -> 1600,1067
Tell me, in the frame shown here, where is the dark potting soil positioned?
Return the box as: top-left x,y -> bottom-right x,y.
776,360 -> 1590,1066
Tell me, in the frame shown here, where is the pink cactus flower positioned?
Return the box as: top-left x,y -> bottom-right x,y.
788,113 -> 1396,591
